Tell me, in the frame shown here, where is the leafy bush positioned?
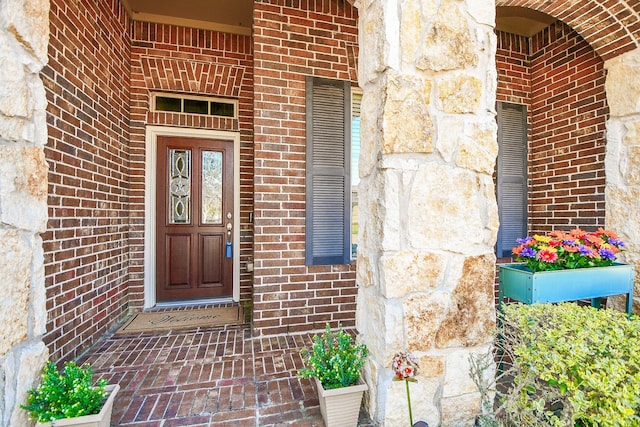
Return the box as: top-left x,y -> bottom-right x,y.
298,323 -> 368,389
21,361 -> 107,423
472,303 -> 640,427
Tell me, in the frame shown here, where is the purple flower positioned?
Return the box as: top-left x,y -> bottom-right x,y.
562,239 -> 576,246
519,246 -> 537,258
578,245 -> 592,256
608,238 -> 626,248
599,248 -> 616,260
517,237 -> 534,245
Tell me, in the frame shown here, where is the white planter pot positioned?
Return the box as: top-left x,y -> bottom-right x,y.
35,384 -> 120,427
315,378 -> 367,427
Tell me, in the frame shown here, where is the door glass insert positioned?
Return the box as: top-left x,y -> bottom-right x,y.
169,149 -> 191,224
202,151 -> 223,224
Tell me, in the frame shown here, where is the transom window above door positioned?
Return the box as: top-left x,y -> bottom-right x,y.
151,93 -> 237,119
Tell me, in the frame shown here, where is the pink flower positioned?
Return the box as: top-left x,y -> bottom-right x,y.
538,249 -> 558,263
392,352 -> 419,380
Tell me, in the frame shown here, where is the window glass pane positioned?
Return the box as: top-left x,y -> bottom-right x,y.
169,149 -> 191,224
184,98 -> 209,114
351,92 -> 362,258
202,151 -> 223,224
156,96 -> 182,112
210,101 -> 235,117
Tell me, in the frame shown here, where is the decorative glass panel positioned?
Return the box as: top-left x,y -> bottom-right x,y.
202,151 -> 223,224
169,149 -> 191,224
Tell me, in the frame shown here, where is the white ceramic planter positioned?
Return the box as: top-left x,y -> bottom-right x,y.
35,384 -> 120,427
315,378 -> 367,427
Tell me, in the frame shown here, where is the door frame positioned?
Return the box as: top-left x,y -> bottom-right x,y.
144,126 -> 241,308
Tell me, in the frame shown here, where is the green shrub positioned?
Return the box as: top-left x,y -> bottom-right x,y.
490,303 -> 640,427
298,323 -> 368,389
21,361 -> 107,423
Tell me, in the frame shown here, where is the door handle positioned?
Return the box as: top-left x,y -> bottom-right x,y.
225,220 -> 233,258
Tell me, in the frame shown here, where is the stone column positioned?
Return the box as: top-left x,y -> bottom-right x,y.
604,48 -> 640,313
355,0 -> 498,425
0,0 -> 50,426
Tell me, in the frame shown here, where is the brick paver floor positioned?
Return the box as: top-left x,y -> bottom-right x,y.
78,314 -> 374,426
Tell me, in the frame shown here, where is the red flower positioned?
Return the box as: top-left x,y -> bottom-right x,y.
597,227 -> 618,239
538,249 -> 558,263
549,230 -> 568,239
569,228 -> 587,239
585,234 -> 605,246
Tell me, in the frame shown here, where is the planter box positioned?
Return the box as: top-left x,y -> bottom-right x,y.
315,378 -> 367,427
35,384 -> 120,427
498,263 -> 634,316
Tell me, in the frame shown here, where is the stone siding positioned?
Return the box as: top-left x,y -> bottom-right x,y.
0,0 -> 50,425
604,48 -> 640,313
356,0 -> 498,425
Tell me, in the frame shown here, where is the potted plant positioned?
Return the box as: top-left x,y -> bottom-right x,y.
501,227 -> 634,315
21,360 -> 119,427
298,323 -> 368,427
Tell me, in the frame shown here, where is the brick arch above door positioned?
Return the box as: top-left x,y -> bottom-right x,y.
496,0 -> 640,61
141,56 -> 246,97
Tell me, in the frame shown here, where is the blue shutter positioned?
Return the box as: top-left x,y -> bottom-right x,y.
496,102 -> 528,258
305,76 -> 351,265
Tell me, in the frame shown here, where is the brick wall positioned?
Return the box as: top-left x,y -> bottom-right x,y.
42,0 -> 131,363
128,23 -> 254,307
252,0 -> 359,335
495,22 -> 608,305
529,22 -> 607,234
496,21 -> 607,238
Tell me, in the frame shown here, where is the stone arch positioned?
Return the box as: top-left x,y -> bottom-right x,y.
496,0 -> 640,61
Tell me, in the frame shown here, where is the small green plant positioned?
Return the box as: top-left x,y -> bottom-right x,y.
298,323 -> 368,389
21,361 -> 107,423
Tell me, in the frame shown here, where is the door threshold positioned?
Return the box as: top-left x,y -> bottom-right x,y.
154,297 -> 235,309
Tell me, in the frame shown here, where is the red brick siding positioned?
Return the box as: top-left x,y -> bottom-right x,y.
129,23 -> 255,306
496,0 -> 638,61
252,0 -> 359,336
496,31 -> 531,106
495,22 -> 608,306
42,0 -> 131,363
496,22 -> 607,239
529,22 -> 607,234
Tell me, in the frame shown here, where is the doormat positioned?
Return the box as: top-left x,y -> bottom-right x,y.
115,306 -> 243,335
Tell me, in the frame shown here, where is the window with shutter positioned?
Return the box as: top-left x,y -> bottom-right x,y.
496,102 -> 528,258
305,76 -> 351,265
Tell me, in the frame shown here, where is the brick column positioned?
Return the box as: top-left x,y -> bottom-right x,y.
356,0 -> 498,425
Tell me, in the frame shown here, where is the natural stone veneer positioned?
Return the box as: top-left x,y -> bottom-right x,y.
356,0 -> 498,425
604,49 -> 640,314
0,0 -> 50,425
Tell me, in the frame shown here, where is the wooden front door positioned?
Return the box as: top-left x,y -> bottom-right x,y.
156,136 -> 234,302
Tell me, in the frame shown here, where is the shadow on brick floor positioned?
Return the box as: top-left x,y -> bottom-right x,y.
78,321 -> 376,426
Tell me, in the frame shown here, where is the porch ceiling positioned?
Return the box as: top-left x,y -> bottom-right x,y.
121,2 -> 555,39
120,0 -> 254,35
496,6 -> 556,37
